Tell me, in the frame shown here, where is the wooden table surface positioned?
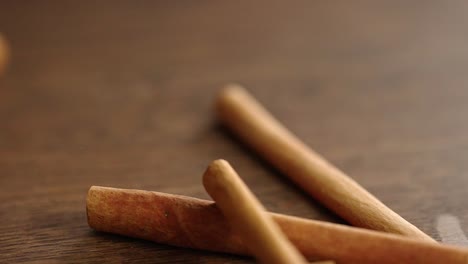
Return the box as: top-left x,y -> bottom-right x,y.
2,1 -> 468,263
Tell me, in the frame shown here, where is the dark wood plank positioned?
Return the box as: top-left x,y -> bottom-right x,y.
1,1 -> 468,262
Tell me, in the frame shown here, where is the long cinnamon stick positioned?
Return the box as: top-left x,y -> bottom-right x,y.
87,186 -> 468,264
203,159 -> 309,264
216,84 -> 434,241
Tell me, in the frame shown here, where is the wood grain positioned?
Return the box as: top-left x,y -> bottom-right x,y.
2,1 -> 468,263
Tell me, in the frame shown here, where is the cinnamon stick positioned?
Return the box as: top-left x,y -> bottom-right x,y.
203,159 -> 309,264
0,34 -> 8,75
216,84 -> 434,241
87,186 -> 468,264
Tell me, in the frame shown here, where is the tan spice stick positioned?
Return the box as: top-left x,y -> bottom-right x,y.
0,34 -> 9,75
203,159 -> 309,264
87,186 -> 468,264
216,84 -> 434,241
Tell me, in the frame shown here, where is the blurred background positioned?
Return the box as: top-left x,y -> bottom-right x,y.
1,1 -> 468,263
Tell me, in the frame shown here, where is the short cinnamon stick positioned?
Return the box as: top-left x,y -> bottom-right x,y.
216,84 -> 434,241
87,186 -> 468,264
203,159 -> 309,264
